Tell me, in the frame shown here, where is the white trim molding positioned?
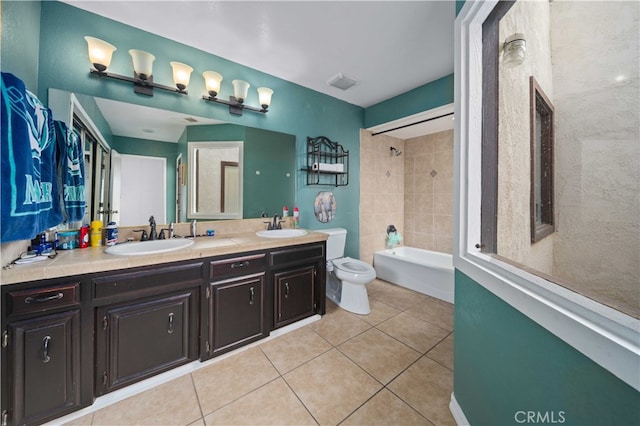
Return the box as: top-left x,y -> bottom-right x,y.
450,393 -> 470,426
454,0 -> 640,391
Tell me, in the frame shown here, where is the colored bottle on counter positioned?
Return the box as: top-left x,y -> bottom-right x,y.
79,225 -> 89,248
90,220 -> 103,247
293,207 -> 299,228
105,222 -> 118,246
282,206 -> 289,217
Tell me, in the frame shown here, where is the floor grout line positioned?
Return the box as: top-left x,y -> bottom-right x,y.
63,280 -> 454,426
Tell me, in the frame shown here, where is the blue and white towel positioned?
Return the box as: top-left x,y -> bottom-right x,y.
1,72 -> 63,242
55,120 -> 85,223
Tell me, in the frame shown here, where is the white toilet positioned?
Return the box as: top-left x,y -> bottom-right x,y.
318,228 -> 376,315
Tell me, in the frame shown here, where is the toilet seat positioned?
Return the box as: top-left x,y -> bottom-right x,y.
332,257 -> 376,281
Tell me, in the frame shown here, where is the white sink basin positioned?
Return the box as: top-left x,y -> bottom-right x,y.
256,229 -> 308,238
104,238 -> 194,256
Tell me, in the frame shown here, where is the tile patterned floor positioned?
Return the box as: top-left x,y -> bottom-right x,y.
63,279 -> 455,426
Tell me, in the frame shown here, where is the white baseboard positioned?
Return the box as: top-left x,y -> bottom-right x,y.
450,392 -> 470,426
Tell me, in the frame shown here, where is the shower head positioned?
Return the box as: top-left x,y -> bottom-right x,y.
390,146 -> 403,156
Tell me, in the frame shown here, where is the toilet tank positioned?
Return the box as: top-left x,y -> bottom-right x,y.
317,228 -> 347,260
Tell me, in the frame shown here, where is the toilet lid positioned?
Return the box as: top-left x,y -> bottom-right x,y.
332,257 -> 375,274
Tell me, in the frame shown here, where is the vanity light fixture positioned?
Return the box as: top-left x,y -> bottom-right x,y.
84,36 -> 192,96
502,33 -> 527,68
202,72 -> 273,115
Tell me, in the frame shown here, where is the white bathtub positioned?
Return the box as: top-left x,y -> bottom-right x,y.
373,247 -> 454,303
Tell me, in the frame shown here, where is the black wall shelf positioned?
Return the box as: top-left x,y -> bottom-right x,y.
303,136 -> 349,187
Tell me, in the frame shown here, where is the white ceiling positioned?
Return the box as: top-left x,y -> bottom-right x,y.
64,1 -> 456,140
94,97 -> 225,143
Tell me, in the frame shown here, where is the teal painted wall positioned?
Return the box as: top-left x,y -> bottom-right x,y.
110,136 -> 177,221
454,270 -> 640,425
244,127 -> 296,219
363,73 -> 454,128
1,0 -> 41,92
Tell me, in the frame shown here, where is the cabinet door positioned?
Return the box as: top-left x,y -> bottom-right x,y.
209,274 -> 266,357
7,310 -> 81,426
274,265 -> 316,329
96,290 -> 198,395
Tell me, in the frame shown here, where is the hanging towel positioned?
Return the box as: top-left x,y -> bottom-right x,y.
1,72 -> 63,242
55,120 -> 85,223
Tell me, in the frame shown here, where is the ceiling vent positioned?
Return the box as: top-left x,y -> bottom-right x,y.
327,73 -> 359,91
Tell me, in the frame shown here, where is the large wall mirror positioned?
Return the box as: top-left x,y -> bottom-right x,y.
48,89 -> 296,226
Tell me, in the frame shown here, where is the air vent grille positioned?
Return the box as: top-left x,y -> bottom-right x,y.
327,73 -> 358,91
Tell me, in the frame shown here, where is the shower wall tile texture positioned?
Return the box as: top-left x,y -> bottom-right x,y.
404,130 -> 454,254
359,129 -> 454,265
359,130 -> 405,265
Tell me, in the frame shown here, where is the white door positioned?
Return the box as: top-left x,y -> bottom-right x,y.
119,154 -> 166,226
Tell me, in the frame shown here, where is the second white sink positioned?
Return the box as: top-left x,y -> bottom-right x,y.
256,229 -> 308,238
105,238 -> 194,256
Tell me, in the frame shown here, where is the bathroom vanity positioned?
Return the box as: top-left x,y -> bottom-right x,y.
0,230 -> 326,426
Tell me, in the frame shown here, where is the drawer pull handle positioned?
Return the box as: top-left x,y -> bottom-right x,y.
249,287 -> 255,305
284,282 -> 290,298
25,292 -> 64,304
231,261 -> 249,269
42,335 -> 51,363
168,313 -> 174,334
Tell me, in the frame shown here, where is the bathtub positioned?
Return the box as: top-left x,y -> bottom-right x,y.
373,247 -> 454,303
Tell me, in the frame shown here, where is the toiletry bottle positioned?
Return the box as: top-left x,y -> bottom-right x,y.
90,220 -> 103,247
79,225 -> 89,248
283,206 -> 289,217
293,207 -> 300,228
105,222 -> 118,246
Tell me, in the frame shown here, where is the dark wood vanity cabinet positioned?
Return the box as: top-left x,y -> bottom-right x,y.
1,239 -> 326,425
207,253 -> 268,358
92,262 -> 202,396
270,242 -> 326,329
1,281 -> 82,426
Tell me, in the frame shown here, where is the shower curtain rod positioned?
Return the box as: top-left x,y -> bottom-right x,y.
371,112 -> 454,136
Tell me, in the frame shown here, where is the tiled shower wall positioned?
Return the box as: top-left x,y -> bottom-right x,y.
359,129 -> 454,265
359,130 -> 404,265
404,130 -> 454,254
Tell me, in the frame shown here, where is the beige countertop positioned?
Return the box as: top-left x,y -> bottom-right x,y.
0,230 -> 327,286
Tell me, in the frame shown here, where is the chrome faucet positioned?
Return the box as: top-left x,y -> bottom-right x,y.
148,216 -> 158,240
158,222 -> 174,240
190,220 -> 197,238
272,214 -> 283,230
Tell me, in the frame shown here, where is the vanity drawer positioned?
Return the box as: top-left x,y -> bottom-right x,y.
93,262 -> 204,301
8,282 -> 80,317
210,253 -> 266,280
269,243 -> 325,267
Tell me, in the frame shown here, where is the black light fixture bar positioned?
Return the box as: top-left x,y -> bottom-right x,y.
89,68 -> 188,96
202,94 -> 268,116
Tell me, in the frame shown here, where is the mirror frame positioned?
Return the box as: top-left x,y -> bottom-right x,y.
187,141 -> 244,219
